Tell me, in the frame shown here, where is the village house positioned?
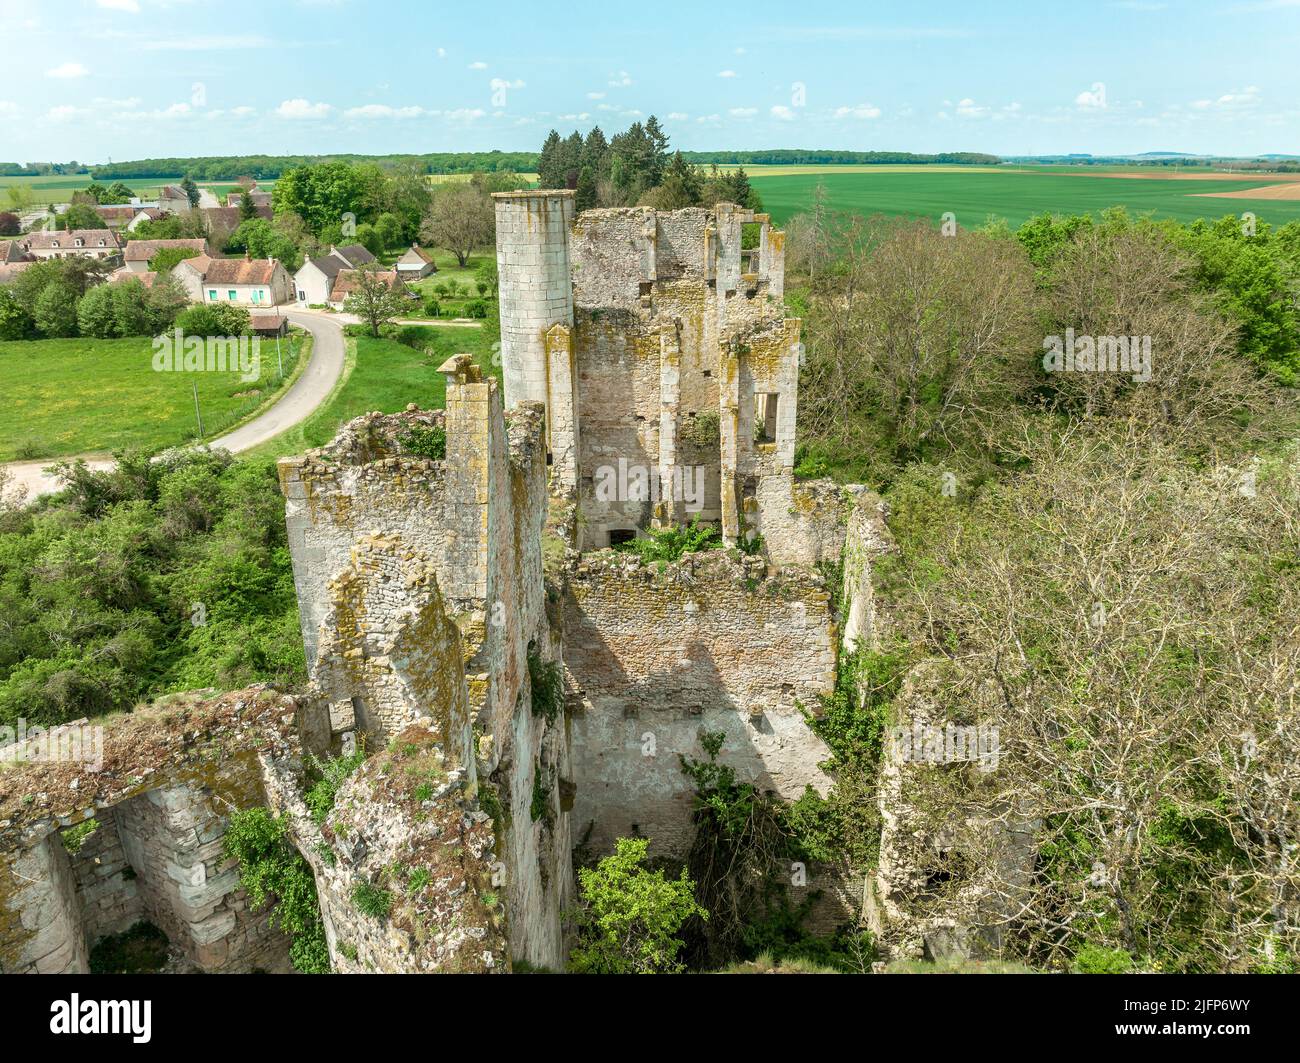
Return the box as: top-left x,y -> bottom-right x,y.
226,188 -> 273,209
18,229 -> 121,260
92,205 -> 139,230
394,243 -> 436,280
122,238 -> 209,273
158,184 -> 192,214
0,240 -> 35,284
327,267 -> 406,310
291,244 -> 376,305
173,254 -> 293,307
126,207 -> 168,232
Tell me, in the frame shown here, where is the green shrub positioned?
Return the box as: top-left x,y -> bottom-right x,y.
59,818 -> 100,854
223,807 -> 330,973
303,746 -> 368,824
88,921 -> 170,974
351,882 -> 393,920
398,423 -> 446,461
568,837 -> 707,974
1072,944 -> 1137,974
528,648 -> 563,723
611,517 -> 723,563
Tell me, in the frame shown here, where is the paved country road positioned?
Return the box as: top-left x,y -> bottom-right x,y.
1,310 -> 347,503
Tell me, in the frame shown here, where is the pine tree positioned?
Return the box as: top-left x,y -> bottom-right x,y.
575,166 -> 598,212
538,130 -> 564,189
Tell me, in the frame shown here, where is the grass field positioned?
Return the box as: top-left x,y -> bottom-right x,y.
749,165 -> 1300,228
0,331 -> 304,462
245,322 -> 499,461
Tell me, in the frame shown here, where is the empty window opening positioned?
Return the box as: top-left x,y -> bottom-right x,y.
608,529 -> 637,547
755,393 -> 779,443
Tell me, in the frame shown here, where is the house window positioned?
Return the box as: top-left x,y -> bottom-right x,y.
252,290 -> 262,304
755,393 -> 779,444
208,290 -> 217,301
297,289 -> 306,301
228,290 -> 237,301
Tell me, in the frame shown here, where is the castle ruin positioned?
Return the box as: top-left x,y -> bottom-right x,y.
1,194 -> 896,973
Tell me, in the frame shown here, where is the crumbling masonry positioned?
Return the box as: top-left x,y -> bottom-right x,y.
1,195 -> 901,973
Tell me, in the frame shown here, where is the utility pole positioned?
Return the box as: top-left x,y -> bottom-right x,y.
192,378 -> 204,438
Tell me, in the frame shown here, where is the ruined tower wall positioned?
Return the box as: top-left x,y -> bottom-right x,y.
279,370 -> 573,970
494,190 -> 576,407
563,551 -> 838,860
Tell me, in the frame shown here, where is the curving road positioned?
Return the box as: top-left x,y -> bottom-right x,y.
2,310 -> 346,502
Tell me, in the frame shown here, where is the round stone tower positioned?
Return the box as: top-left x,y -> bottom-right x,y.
492,190 -> 576,410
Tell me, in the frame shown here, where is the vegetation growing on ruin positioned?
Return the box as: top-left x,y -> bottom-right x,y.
398,423 -> 447,461
679,730 -> 876,973
350,882 -> 393,921
304,745 -> 369,824
58,818 -> 100,854
527,648 -> 564,725
567,837 -> 707,974
224,808 -> 330,974
610,517 -> 723,563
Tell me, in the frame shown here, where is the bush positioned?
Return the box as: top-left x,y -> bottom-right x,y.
398,423 -> 446,460
464,299 -> 488,319
423,298 -> 442,317
303,746 -> 368,824
351,882 -> 393,920
174,302 -> 251,337
611,517 -> 723,563
1072,944 -> 1137,974
223,808 -> 330,973
568,837 -> 707,974
88,921 -> 170,974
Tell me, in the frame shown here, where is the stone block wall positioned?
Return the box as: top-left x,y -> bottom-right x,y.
0,688 -> 304,974
563,550 -> 838,860
279,365 -> 573,970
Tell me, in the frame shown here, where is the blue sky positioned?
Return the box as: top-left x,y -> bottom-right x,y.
1,0 -> 1297,162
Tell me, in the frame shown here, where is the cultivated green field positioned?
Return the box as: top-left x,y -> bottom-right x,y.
0,332 -> 303,462
749,166 -> 1300,228
0,174 -> 277,209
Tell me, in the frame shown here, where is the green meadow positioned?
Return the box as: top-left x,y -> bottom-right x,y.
0,333 -> 303,462
748,166 -> 1300,228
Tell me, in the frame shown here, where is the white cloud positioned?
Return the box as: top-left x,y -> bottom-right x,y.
587,91 -> 606,100
444,108 -> 486,121
717,69 -> 738,78
491,78 -> 525,90
344,104 -> 428,119
696,113 -> 721,123
46,62 -> 88,79
734,46 -> 746,54
0,101 -> 19,116
276,98 -> 332,119
437,47 -> 447,59
667,111 -> 689,120
834,103 -> 882,119
1075,84 -> 1107,109
46,105 -> 88,120
770,104 -> 796,121
468,61 -> 488,70
231,105 -> 256,117
956,97 -> 989,118
728,106 -> 758,117
558,112 -> 591,122
96,0 -> 140,10
608,70 -> 632,86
